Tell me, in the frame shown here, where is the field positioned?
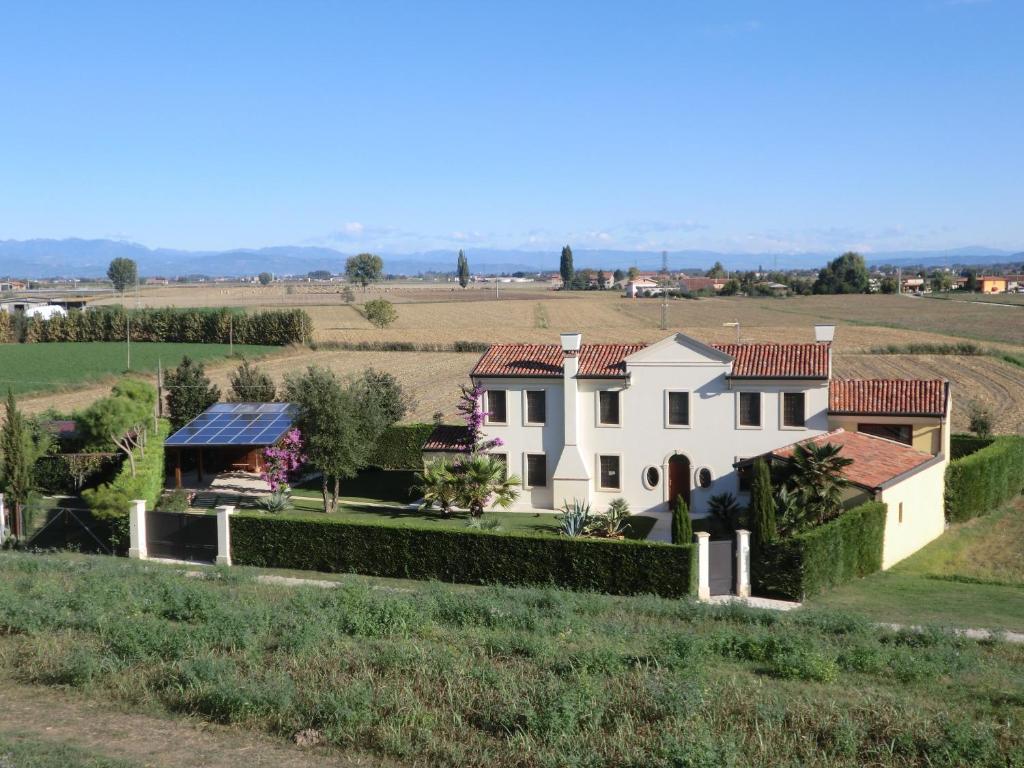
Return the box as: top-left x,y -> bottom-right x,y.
1,552 -> 1022,767
0,342 -> 281,397
809,498 -> 1024,631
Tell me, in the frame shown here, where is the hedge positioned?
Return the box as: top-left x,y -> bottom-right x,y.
82,420 -> 170,520
950,433 -> 995,460
752,501 -> 887,601
230,514 -> 698,598
311,340 -> 489,353
367,423 -> 438,470
0,309 -> 12,343
24,307 -> 312,346
945,436 -> 1024,523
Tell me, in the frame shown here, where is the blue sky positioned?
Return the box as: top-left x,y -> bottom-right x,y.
1,0 -> 1021,254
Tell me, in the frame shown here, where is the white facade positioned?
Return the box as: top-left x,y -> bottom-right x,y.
475,333 -> 830,515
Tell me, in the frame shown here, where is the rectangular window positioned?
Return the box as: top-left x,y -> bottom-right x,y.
667,391 -> 690,426
599,390 -> 620,425
738,392 -> 761,427
598,455 -> 620,490
898,501 -> 904,524
525,390 -> 546,425
782,392 -> 805,428
486,389 -> 507,424
526,454 -> 547,488
858,423 -> 912,445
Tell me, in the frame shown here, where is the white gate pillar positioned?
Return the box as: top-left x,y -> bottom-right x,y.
694,531 -> 711,601
128,499 -> 148,560
735,529 -> 751,598
215,505 -> 234,566
0,493 -> 7,547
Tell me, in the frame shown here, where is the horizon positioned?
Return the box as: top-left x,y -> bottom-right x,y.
1,1 -> 1022,254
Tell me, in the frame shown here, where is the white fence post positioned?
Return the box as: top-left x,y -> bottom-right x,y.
694,531 -> 711,601
735,529 -> 751,598
128,499 -> 148,560
0,493 -> 7,547
215,505 -> 234,566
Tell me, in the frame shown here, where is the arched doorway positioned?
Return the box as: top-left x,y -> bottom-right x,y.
667,454 -> 691,510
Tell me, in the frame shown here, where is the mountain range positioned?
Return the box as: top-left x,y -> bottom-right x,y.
0,239 -> 1021,279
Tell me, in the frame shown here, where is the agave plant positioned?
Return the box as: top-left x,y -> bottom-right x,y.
257,488 -> 293,513
557,499 -> 592,537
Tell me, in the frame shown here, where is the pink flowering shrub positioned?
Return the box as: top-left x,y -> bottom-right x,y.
261,428 -> 307,492
456,383 -> 504,455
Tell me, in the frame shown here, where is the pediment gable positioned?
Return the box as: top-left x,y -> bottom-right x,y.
623,333 -> 733,367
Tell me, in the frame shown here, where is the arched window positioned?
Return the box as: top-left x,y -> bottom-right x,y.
697,467 -> 713,489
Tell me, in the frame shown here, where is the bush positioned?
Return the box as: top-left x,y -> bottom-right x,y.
82,420 -> 169,522
309,340 -> 489,353
0,309 -> 12,343
752,501 -> 886,600
950,433 -> 995,460
362,299 -> 397,329
366,423 -> 437,470
945,436 -> 1024,523
230,514 -> 698,598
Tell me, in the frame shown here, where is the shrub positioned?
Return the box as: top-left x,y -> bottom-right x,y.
671,494 -> 691,544
752,501 -> 886,600
944,436 -> 1024,522
230,514 -> 698,598
82,420 -> 169,523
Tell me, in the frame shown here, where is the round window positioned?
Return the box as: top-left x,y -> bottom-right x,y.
697,467 -> 713,489
643,466 -> 660,489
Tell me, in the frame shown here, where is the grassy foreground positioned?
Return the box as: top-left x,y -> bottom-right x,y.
0,342 -> 280,396
0,734 -> 136,768
1,554 -> 1022,767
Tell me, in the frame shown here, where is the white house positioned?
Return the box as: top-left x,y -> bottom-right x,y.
424,329 -> 951,568
623,278 -> 660,297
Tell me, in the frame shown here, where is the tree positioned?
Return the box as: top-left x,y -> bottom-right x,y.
596,269 -> 608,290
228,359 -> 276,402
719,278 -> 741,296
359,368 -> 413,424
627,266 -> 640,281
968,401 -> 993,439
453,454 -> 520,517
457,249 -> 470,288
750,458 -> 777,546
706,261 -> 728,278
812,252 -> 870,295
107,258 -> 138,294
1,390 -> 36,538
559,245 -> 574,289
930,272 -> 952,293
258,272 -> 273,286
77,380 -> 157,477
307,270 -> 332,281
965,270 -> 979,293
164,356 -> 220,430
363,298 -> 397,329
879,275 -> 899,294
671,494 -> 692,544
341,285 -> 356,304
612,269 -> 625,283
345,253 -> 384,288
283,366 -> 396,513
415,460 -> 459,518
784,442 -> 853,530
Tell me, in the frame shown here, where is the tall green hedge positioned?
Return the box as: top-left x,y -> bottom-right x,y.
24,307 -> 312,346
945,436 -> 1024,523
0,309 -> 12,343
752,501 -> 887,601
950,433 -> 995,460
82,420 -> 169,520
367,423 -> 438,470
230,514 -> 697,598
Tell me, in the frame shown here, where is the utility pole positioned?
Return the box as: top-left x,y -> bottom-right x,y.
126,312 -> 131,370
157,359 -> 164,419
229,315 -> 234,356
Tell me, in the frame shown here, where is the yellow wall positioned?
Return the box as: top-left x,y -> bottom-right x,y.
981,278 -> 1007,293
828,416 -> 944,455
877,458 -> 947,569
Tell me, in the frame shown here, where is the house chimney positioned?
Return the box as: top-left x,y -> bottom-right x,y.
553,332 -> 591,506
814,324 -> 836,344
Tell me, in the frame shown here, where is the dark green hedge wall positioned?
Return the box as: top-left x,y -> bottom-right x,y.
367,423 -> 438,470
950,434 -> 995,460
945,436 -> 1024,523
752,501 -> 887,601
230,514 -> 697,598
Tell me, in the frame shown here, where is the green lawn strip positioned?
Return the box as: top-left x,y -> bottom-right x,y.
1,551 -> 1021,768
1,342 -> 281,396
0,734 -> 137,768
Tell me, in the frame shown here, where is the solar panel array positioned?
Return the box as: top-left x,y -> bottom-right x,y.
165,402 -> 297,447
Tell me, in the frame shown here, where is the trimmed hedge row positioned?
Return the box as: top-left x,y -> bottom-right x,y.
24,307 -> 312,346
950,433 -> 995,461
0,309 -> 12,343
311,340 -> 489,353
752,501 -> 887,601
367,423 -> 438,470
945,436 -> 1024,523
231,514 -> 698,598
82,420 -> 169,520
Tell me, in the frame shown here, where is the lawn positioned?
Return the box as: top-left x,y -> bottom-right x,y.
0,735 -> 137,768
808,498 -> 1024,632
0,342 -> 281,396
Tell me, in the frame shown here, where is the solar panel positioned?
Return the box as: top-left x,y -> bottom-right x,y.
165,402 -> 297,447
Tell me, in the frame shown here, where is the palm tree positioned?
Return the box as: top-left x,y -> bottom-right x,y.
454,455 -> 520,517
414,460 -> 459,518
787,442 -> 853,528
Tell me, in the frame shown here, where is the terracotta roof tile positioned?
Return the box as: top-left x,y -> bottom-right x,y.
471,344 -> 646,378
770,428 -> 937,489
713,343 -> 830,379
422,424 -> 471,453
829,379 -> 947,416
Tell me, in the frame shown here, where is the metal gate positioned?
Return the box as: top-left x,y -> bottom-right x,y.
145,511 -> 218,563
708,539 -> 736,596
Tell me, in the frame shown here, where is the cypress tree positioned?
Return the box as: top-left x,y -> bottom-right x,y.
671,493 -> 692,545
0,389 -> 33,538
457,249 -> 470,288
751,457 -> 777,546
165,356 -> 221,429
559,245 -> 574,290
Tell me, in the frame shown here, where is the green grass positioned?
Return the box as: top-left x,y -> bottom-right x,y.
0,342 -> 281,396
0,734 -> 136,768
1,552 -> 1022,767
808,498 -> 1024,631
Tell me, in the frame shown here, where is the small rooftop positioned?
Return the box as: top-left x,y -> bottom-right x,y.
829,379 -> 948,417
165,402 -> 296,448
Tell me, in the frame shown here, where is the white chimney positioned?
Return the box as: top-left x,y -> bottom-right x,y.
553,332 -> 590,506
814,324 -> 836,343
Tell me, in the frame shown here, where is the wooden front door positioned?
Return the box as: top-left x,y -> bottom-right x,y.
667,454 -> 691,509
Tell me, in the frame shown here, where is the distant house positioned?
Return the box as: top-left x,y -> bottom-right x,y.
979,276 -> 1007,294
623,278 -> 660,297
0,280 -> 27,292
679,276 -> 726,293
755,281 -> 789,296
901,277 -> 925,293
